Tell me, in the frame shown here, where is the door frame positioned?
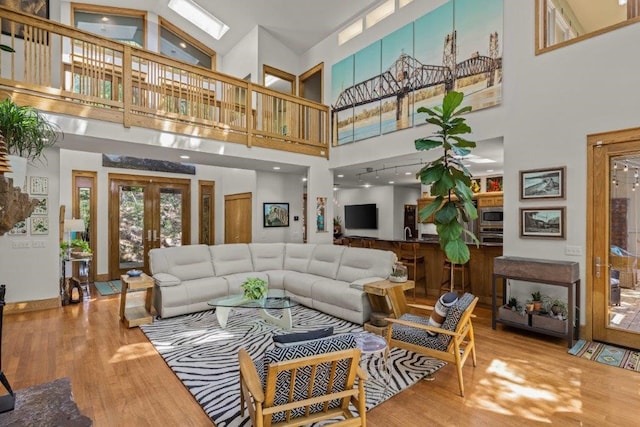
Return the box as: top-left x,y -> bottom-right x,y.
108,173 -> 191,278
72,170 -> 97,282
587,126 -> 640,347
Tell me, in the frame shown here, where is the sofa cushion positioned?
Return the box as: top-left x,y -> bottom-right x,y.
272,327 -> 334,348
283,272 -> 323,298
153,272 -> 181,287
312,280 -> 367,312
336,247 -> 396,283
210,244 -> 253,276
250,243 -> 285,271
284,243 -> 316,273
149,244 -> 215,281
307,245 -> 345,279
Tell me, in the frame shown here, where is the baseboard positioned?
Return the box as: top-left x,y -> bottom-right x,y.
95,273 -> 110,282
4,297 -> 60,315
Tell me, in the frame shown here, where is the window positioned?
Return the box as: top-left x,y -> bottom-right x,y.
159,18 -> 216,70
536,0 -> 640,54
72,4 -> 146,48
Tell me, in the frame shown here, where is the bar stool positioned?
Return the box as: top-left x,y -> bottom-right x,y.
440,258 -> 471,294
396,242 -> 426,300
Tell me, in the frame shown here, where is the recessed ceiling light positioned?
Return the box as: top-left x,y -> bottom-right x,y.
337,174 -> 344,178
273,166 -> 280,170
404,171 -> 411,175
180,155 -> 190,159
302,177 -> 308,182
486,169 -> 494,173
101,17 -> 109,22
364,184 -> 371,188
333,187 -> 338,191
388,181 -> 395,184
179,42 -> 187,49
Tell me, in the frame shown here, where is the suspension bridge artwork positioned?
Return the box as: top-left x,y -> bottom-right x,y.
331,0 -> 503,146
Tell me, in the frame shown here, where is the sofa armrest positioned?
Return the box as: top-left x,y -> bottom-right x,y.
349,277 -> 385,291
153,273 -> 181,287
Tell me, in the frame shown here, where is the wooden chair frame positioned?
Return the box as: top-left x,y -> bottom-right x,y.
239,348 -> 368,427
385,297 -> 479,396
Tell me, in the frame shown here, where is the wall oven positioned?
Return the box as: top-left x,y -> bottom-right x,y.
479,207 -> 503,227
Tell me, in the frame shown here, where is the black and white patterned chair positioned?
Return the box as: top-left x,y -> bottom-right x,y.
385,293 -> 479,397
238,334 -> 367,426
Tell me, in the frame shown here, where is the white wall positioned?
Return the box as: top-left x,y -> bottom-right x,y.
335,186 -> 394,240
254,171 -> 304,243
257,27 -> 300,81
0,149 -> 61,303
221,26 -> 260,81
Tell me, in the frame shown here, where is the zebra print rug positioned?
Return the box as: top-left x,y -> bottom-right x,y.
141,306 -> 445,426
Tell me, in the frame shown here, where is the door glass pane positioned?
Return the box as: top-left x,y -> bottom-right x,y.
609,155 -> 640,333
79,187 -> 91,244
160,188 -> 183,248
119,185 -> 145,269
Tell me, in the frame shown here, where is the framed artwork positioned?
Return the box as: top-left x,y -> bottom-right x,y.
486,176 -> 503,192
31,216 -> 49,235
29,176 -> 48,195
31,196 -> 48,215
520,167 -> 565,200
0,0 -> 49,38
8,219 -> 27,235
263,203 -> 289,228
316,197 -> 327,232
520,207 -> 565,239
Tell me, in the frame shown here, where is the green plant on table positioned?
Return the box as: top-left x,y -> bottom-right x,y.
241,277 -> 268,300
507,297 -> 518,310
531,291 -> 542,302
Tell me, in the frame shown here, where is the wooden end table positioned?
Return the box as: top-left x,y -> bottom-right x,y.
364,279 -> 414,319
119,273 -> 154,328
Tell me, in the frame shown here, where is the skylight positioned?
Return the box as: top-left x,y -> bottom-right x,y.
168,0 -> 229,41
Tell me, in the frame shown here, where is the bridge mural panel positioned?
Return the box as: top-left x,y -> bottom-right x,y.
331,0 -> 503,146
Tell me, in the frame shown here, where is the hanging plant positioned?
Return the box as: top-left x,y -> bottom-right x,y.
414,91 -> 478,265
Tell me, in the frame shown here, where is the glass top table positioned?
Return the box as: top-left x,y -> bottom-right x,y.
208,290 -> 299,329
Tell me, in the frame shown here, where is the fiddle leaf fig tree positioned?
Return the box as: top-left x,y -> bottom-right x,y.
415,91 -> 478,265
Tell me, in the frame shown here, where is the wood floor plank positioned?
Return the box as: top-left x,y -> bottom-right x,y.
2,286 -> 639,426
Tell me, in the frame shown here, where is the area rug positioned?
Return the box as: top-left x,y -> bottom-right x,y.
0,377 -> 92,426
94,280 -> 122,296
569,339 -> 640,372
141,306 -> 445,427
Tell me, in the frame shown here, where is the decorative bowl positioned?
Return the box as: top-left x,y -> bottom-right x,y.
127,269 -> 142,277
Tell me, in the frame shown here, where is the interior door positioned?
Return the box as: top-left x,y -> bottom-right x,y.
589,132 -> 640,349
225,192 -> 252,243
109,174 -> 191,278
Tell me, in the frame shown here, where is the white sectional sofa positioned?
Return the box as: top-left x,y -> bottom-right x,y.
148,243 -> 397,324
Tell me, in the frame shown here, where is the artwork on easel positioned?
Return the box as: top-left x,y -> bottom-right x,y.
316,197 -> 327,232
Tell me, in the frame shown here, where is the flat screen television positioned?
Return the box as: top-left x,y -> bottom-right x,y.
344,203 -> 377,229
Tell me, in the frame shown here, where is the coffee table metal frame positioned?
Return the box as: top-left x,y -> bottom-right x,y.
208,290 -> 298,329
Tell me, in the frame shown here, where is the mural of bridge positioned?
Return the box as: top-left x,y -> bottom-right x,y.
332,31 -> 502,113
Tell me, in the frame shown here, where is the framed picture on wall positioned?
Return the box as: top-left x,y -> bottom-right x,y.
263,203 -> 289,227
520,167 -> 565,200
520,207 -> 565,239
30,216 -> 49,235
31,196 -> 48,215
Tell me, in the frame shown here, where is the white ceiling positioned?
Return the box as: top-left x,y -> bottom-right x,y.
159,0 -> 383,55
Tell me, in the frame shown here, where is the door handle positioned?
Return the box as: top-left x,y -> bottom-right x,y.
595,256 -> 601,278
147,229 -> 152,242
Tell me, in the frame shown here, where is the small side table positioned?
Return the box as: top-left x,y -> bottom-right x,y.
364,279 -> 414,319
119,273 -> 154,328
354,332 -> 390,389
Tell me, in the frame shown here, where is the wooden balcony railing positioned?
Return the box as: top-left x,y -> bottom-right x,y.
0,7 -> 329,158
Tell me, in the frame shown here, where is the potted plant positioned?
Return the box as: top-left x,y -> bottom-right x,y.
414,91 -> 478,270
498,296 -> 526,324
333,216 -> 343,239
241,277 -> 268,300
531,291 -> 543,311
550,299 -> 568,319
389,262 -> 408,283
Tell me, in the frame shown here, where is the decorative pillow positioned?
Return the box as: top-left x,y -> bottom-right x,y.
153,273 -> 181,287
272,327 -> 334,348
427,292 -> 458,336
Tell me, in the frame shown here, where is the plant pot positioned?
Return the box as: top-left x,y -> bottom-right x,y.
389,275 -> 408,283
533,301 -> 542,310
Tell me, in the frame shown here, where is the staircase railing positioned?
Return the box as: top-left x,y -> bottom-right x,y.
0,7 -> 329,158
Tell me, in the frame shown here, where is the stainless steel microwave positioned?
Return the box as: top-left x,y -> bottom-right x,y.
479,207 -> 503,227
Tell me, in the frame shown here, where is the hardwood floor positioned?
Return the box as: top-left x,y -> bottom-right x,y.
3,286 -> 640,426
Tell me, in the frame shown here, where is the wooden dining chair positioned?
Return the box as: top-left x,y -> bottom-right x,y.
395,242 -> 426,299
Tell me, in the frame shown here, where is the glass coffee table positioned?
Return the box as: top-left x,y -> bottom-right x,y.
207,290 -> 299,329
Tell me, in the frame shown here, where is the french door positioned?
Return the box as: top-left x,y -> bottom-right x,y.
109,174 -> 191,278
589,130 -> 640,349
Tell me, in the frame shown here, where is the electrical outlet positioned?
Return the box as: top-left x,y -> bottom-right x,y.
565,245 -> 582,256
32,240 -> 46,248
11,240 -> 30,249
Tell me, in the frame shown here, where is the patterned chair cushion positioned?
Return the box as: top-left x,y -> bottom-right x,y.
261,333 -> 357,423
272,327 -> 334,348
392,293 -> 475,351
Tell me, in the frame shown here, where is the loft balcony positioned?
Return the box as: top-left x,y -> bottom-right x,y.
0,7 -> 330,158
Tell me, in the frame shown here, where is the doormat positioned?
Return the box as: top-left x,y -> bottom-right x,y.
569,339 -> 640,372
0,377 -> 92,426
94,280 -> 122,296
141,305 -> 445,426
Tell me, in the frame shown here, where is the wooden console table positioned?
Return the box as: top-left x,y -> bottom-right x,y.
119,273 -> 154,328
492,256 -> 580,348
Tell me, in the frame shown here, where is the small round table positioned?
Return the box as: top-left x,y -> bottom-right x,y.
354,332 -> 390,389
